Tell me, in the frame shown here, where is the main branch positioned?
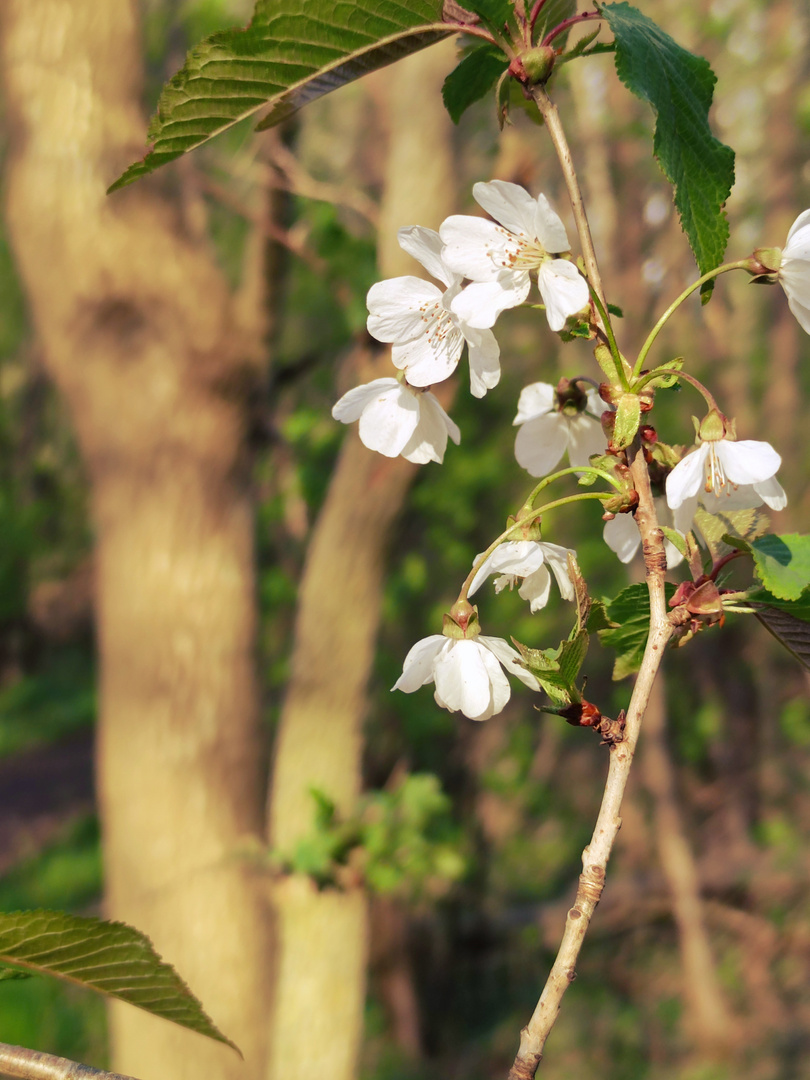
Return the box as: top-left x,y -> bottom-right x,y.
506,444 -> 673,1079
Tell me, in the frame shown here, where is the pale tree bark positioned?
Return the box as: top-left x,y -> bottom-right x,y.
265,41 -> 458,1080
0,4 -> 272,1080
640,674 -> 737,1057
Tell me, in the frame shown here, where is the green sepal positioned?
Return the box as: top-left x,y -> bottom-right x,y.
612,393 -> 642,449
660,526 -> 688,558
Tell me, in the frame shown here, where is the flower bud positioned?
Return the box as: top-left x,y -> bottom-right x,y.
509,45 -> 556,86
444,600 -> 479,639
748,247 -> 782,276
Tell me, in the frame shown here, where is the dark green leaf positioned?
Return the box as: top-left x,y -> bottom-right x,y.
747,589 -> 810,670
459,0 -> 517,37
0,910 -> 238,1052
535,0 -> 577,43
442,43 -> 507,123
598,582 -> 677,679
600,2 -> 735,281
751,534 -> 810,601
109,0 -> 450,192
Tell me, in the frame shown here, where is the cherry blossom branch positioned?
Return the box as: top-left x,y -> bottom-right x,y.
633,368 -> 721,413
0,1044 -> 141,1080
529,85 -> 607,315
506,443 -> 673,1080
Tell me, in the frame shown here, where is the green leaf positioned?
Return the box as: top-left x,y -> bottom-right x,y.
535,0 -> 577,42
747,588 -> 810,670
0,910 -> 238,1051
458,0 -> 517,37
598,582 -> 677,679
693,504 -> 767,565
600,2 -> 735,282
660,526 -> 688,558
109,0 -> 450,192
442,43 -> 507,123
751,534 -> 810,601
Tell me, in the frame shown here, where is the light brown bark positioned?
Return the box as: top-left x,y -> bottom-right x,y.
265,41 -> 457,1080
0,3 -> 271,1079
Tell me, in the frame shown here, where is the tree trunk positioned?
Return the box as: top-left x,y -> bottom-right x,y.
0,4 -> 272,1079
265,41 -> 457,1080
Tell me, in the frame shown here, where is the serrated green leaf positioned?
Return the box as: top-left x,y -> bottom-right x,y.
600,2 -> 735,278
747,589 -> 810,670
751,534 -> 810,601
535,0 -> 577,41
693,505 -> 767,564
558,627 -> 589,689
598,582 -> 677,679
109,0 -> 450,192
0,911 -> 238,1051
442,43 -> 507,123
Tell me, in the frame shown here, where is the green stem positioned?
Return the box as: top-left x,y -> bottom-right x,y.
590,287 -> 629,390
633,368 -> 721,414
459,489 -> 612,600
521,464 -> 623,515
633,261 -> 751,377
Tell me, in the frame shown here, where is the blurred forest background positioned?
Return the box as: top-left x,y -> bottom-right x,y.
0,1 -> 808,1079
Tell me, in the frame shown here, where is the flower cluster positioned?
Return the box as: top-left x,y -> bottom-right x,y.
332,182 -> 590,464
334,179 -> 803,727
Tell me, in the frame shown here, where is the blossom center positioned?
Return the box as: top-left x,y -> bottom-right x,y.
492,228 -> 549,272
704,443 -> 736,498
417,298 -> 458,351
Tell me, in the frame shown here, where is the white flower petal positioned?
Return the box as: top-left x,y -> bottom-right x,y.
392,635 -> 447,692
785,290 -> 810,335
367,277 -> 445,343
513,382 -> 556,424
603,514 -> 641,564
465,327 -> 501,398
585,388 -> 610,418
716,439 -> 781,485
518,565 -> 552,612
472,180 -> 540,236
401,391 -> 458,464
332,378 -> 399,423
397,226 -> 456,289
533,194 -> 571,253
358,384 -> 419,457
673,495 -> 699,536
754,475 -> 788,511
434,640 -> 509,721
666,444 -> 709,509
786,209 -> 810,248
536,259 -> 590,331
479,636 -> 540,691
537,542 -> 575,600
565,413 -> 606,468
391,322 -> 463,386
440,216 -> 508,282
450,277 -> 530,329
514,412 -> 568,477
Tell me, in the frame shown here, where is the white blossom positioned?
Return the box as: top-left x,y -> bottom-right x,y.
603,501 -> 684,569
366,226 -> 501,398
439,181 -> 590,332
467,539 -> 576,612
665,436 -> 787,533
778,209 -> 810,335
392,633 -> 539,722
513,381 -> 608,477
332,378 -> 460,464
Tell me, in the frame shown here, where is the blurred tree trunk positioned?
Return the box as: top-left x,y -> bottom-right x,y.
0,4 -> 272,1080
265,41 -> 457,1080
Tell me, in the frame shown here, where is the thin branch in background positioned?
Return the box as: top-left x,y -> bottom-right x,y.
0,1044 -> 141,1080
257,142 -> 380,228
